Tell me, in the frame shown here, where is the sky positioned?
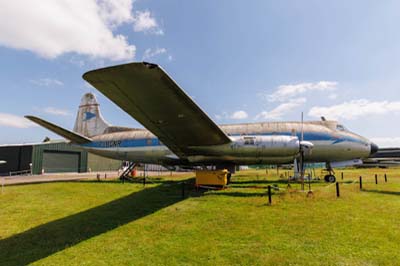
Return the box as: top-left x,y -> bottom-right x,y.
0,0 -> 400,147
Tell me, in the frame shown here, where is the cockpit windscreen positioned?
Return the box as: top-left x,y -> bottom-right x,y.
336,124 -> 348,131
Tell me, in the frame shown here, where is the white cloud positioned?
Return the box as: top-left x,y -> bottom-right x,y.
308,99 -> 400,120
142,48 -> 167,60
215,111 -> 248,120
69,56 -> 85,67
231,110 -> 248,120
328,93 -> 338,100
267,81 -> 337,102
133,11 -> 163,35
30,78 -> 63,87
0,0 -> 136,61
0,113 -> 37,128
214,112 -> 228,120
256,98 -> 306,120
44,107 -> 70,116
98,0 -> 134,27
370,137 -> 400,148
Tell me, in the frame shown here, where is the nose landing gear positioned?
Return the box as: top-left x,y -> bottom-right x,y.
323,163 -> 336,183
324,174 -> 336,183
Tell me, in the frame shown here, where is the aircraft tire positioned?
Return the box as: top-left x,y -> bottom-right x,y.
324,174 -> 336,183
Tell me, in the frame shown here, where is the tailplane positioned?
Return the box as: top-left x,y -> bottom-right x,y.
73,93 -> 110,137
25,116 -> 91,144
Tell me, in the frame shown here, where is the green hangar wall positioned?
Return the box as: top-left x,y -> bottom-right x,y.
0,140 -> 123,175
87,153 -> 122,172
31,142 -> 88,174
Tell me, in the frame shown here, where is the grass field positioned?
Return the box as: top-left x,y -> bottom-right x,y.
1,168 -> 400,266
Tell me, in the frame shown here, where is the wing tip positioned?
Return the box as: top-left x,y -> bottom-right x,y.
82,61 -> 159,82
142,61 -> 158,69
25,115 -> 38,122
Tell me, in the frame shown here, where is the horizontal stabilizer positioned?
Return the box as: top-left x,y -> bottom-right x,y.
25,115 -> 92,144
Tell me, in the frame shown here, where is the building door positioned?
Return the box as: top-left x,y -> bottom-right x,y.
42,151 -> 80,173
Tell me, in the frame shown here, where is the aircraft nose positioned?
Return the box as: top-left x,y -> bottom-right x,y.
370,142 -> 379,155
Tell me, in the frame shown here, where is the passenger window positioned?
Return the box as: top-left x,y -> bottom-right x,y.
244,137 -> 255,145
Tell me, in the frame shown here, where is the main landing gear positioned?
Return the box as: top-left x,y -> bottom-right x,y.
323,163 -> 336,183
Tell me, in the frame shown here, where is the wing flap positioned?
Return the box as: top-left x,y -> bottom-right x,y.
83,62 -> 230,157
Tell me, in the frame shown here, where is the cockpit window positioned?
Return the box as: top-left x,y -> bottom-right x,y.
336,124 -> 347,131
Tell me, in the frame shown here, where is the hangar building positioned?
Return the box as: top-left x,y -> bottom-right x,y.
0,140 -> 122,176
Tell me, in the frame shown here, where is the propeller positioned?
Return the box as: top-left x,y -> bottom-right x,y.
298,112 -> 314,190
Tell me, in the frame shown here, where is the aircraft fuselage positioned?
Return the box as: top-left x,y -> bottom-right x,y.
80,120 -> 374,166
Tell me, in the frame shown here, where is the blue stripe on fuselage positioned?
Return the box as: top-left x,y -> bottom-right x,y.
82,138 -> 161,148
81,131 -> 365,149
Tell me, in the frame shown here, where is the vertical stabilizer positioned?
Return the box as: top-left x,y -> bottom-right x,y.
73,93 -> 110,137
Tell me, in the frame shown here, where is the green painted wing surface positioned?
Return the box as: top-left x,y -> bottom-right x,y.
83,62 -> 230,157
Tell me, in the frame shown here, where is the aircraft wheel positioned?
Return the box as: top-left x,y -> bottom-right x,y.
324,174 -> 336,183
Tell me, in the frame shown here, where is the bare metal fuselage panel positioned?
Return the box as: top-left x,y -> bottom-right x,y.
81,121 -> 371,165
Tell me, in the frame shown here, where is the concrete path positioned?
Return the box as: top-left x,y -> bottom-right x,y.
1,170 -> 191,186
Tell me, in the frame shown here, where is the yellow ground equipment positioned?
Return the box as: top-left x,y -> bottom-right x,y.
195,169 -> 228,187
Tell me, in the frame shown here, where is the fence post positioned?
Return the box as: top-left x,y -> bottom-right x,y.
384,173 -> 387,183
359,176 -> 362,190
341,172 -> 344,180
143,176 -> 146,187
336,182 -> 340,197
267,185 -> 272,205
375,174 -> 378,184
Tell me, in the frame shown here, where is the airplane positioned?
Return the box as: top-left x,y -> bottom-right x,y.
361,147 -> 400,168
26,62 -> 379,183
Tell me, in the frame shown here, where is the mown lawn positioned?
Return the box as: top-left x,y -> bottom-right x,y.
1,168 -> 400,266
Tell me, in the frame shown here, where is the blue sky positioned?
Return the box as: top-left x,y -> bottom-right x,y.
0,0 -> 400,146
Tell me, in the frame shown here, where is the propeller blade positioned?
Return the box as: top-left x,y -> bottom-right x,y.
301,112 -> 304,142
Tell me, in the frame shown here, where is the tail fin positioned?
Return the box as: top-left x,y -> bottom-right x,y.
73,93 -> 110,137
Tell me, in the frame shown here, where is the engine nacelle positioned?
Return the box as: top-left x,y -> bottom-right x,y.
229,135 -> 300,157
187,135 -> 301,163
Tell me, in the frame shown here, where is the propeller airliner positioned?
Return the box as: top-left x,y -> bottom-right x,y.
26,62 -> 378,182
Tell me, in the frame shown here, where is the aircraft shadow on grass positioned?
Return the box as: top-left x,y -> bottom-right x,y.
230,179 -> 289,185
0,180 -> 192,266
362,189 -> 400,196
207,191 -> 267,197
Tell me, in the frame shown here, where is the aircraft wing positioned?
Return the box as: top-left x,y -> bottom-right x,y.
83,62 -> 231,157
